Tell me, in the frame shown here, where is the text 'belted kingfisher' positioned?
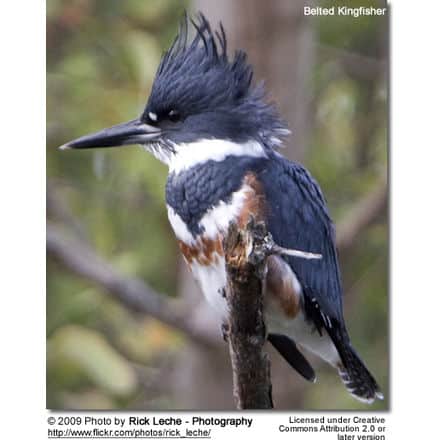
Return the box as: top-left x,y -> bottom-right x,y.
60,13 -> 383,403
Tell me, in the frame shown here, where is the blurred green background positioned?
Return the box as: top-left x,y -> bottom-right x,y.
47,0 -> 388,410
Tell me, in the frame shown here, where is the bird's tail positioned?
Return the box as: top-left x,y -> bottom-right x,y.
332,330 -> 383,404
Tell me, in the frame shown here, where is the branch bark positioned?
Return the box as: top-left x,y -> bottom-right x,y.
46,223 -> 217,348
336,180 -> 387,253
223,220 -> 273,409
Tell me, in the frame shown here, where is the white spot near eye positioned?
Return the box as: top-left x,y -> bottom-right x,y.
148,112 -> 157,122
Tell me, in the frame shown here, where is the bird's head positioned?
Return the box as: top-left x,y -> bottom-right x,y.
60,13 -> 289,170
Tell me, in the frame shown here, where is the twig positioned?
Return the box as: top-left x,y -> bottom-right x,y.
336,180 -> 387,253
317,43 -> 386,81
270,243 -> 322,260
223,219 -> 273,409
46,223 -> 217,348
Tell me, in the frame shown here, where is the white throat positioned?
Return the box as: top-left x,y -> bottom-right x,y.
146,138 -> 267,173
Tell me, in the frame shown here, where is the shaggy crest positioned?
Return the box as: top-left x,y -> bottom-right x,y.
143,13 -> 289,148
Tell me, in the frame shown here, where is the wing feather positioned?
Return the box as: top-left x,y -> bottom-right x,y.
258,154 -> 344,324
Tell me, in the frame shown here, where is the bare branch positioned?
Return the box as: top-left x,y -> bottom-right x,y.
224,219 -> 273,409
317,43 -> 386,81
47,183 -> 88,241
336,180 -> 387,253
46,223 -> 217,348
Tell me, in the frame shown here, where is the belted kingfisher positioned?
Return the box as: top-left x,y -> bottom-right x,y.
60,14 -> 383,404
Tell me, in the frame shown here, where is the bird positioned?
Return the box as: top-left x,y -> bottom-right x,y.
60,13 -> 383,404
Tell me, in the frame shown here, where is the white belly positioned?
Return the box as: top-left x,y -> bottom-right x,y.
190,259 -> 340,367
190,256 -> 229,318
166,181 -> 339,367
166,185 -> 252,318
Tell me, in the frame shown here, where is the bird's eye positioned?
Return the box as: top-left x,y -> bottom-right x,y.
168,109 -> 181,123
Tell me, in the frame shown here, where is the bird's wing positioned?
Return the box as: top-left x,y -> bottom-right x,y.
258,154 -> 344,326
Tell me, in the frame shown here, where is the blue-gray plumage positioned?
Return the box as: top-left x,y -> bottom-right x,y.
168,153 -> 341,322
60,12 -> 383,404
166,156 -> 262,235
259,156 -> 343,322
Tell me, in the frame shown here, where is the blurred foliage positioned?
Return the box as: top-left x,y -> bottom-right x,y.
47,0 -> 187,409
47,0 -> 387,410
303,1 -> 387,410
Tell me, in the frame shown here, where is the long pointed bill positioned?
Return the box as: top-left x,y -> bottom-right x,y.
59,118 -> 161,150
